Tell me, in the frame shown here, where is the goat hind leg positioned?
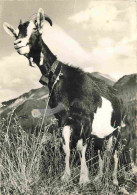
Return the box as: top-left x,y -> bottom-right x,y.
94,150 -> 104,181
77,139 -> 90,185
113,150 -> 119,186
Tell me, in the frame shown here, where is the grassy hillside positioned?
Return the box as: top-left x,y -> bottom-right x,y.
0,74 -> 136,194
1,116 -> 136,194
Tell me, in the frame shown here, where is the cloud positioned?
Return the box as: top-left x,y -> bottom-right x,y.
90,36 -> 136,74
69,3 -> 117,23
69,2 -> 121,32
42,22 -> 104,73
68,1 -> 136,77
0,11 -> 136,103
68,9 -> 92,23
42,23 -> 95,68
0,5 -> 2,21
0,89 -> 22,103
0,53 -> 41,102
69,1 -> 136,35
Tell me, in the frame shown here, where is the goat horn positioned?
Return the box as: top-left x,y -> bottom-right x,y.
44,14 -> 52,26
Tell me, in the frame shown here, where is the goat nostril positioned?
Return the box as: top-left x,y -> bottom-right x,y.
18,41 -> 21,44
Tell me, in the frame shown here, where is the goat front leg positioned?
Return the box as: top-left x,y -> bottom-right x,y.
94,150 -> 104,181
77,139 -> 90,185
113,150 -> 119,186
61,126 -> 71,182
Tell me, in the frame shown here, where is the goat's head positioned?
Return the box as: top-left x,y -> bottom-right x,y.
3,8 -> 52,56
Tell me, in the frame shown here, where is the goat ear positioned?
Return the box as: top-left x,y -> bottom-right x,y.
37,8 -> 45,31
3,22 -> 17,37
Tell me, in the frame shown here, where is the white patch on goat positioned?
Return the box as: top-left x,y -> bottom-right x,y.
40,52 -> 44,66
15,28 -> 19,36
77,139 -> 89,185
92,97 -> 115,138
27,21 -> 35,38
14,21 -> 35,55
14,39 -> 30,54
61,126 -> 71,182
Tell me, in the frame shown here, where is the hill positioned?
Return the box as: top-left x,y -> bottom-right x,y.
0,86 -> 52,133
0,72 -> 115,132
90,72 -> 115,86
0,73 -> 136,195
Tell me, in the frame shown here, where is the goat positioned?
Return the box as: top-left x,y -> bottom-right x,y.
3,8 -> 122,185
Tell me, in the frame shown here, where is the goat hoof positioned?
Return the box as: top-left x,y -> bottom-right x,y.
61,172 -> 71,182
94,177 -> 99,181
119,187 -> 129,195
113,179 -> 118,186
79,175 -> 90,186
94,174 -> 102,181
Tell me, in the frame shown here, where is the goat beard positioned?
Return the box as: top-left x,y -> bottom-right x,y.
28,57 -> 36,67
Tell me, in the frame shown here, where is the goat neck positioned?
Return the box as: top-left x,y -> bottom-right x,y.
28,34 -> 57,75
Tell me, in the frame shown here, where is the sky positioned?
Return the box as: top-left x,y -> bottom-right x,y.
0,0 -> 136,103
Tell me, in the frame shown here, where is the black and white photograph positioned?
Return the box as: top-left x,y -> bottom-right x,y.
0,0 -> 136,194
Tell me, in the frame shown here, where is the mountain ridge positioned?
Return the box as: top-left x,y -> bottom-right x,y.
0,73 -> 136,134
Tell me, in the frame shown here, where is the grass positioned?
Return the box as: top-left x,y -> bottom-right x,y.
0,82 -> 136,195
0,112 -> 136,195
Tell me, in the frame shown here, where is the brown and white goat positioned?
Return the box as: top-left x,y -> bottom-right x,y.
3,8 -> 122,185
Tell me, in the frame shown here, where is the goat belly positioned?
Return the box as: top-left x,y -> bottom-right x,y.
92,97 -> 116,138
